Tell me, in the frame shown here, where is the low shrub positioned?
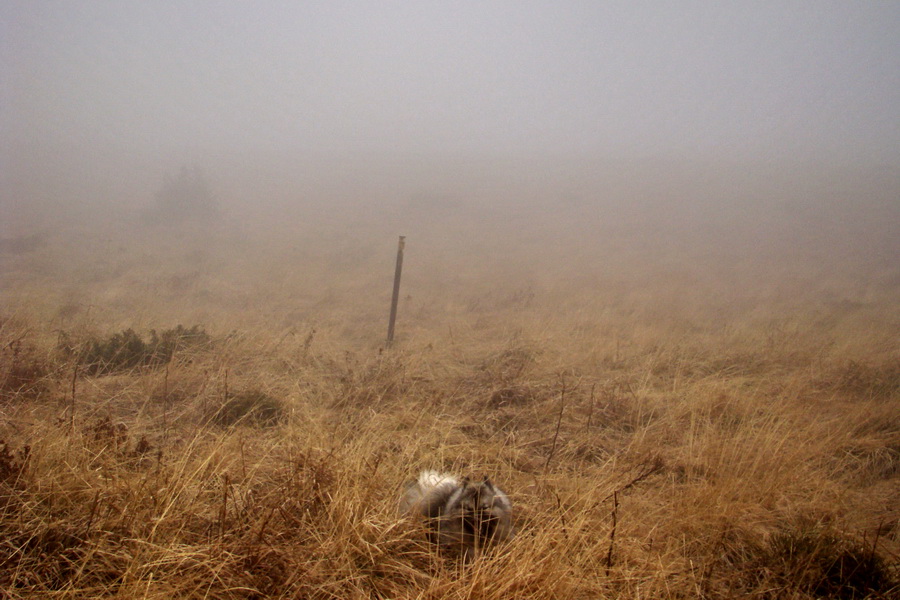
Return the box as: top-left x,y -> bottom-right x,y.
746,521 -> 897,598
0,340 -> 49,400
208,390 -> 286,427
60,325 -> 211,375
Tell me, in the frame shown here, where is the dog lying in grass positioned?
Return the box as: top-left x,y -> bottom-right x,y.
401,470 -> 514,559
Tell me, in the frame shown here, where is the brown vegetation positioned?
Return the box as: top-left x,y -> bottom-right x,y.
0,211 -> 897,599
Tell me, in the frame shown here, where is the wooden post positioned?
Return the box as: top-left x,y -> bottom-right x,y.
386,236 -> 406,345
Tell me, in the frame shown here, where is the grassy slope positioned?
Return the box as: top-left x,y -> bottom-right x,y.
0,210 -> 898,599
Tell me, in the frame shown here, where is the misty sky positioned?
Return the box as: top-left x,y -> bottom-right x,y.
2,2 -> 899,213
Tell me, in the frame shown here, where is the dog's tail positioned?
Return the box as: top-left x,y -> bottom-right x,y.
400,470 -> 459,514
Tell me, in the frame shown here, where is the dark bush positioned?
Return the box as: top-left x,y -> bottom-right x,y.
749,522 -> 896,598
1,340 -> 49,400
143,166 -> 219,225
149,325 -> 212,361
61,325 -> 212,376
209,390 -> 285,427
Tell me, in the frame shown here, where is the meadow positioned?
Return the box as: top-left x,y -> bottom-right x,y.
1,195 -> 898,599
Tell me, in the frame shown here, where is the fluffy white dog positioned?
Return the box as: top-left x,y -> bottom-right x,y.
401,470 -> 514,559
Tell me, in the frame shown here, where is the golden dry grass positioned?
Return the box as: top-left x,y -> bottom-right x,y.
0,210 -> 898,599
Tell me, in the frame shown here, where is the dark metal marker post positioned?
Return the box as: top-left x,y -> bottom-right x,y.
386,236 -> 405,345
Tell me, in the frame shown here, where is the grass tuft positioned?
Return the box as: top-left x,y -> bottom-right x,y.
209,390 -> 287,427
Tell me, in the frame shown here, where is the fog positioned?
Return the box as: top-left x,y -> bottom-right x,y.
2,2 -> 899,282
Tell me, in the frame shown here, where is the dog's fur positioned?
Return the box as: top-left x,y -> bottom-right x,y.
401,470 -> 513,559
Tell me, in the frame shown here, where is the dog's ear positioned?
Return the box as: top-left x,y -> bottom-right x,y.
481,477 -> 494,491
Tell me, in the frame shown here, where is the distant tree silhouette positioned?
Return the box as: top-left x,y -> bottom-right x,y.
144,166 -> 219,224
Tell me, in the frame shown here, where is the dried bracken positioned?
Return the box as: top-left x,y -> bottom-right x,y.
0,214 -> 897,599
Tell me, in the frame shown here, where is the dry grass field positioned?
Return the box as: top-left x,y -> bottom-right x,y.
1,199 -> 898,599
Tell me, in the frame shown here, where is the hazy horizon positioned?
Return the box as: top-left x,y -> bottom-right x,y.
2,2 -> 899,239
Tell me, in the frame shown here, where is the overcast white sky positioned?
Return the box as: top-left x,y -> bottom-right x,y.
1,1 -> 898,213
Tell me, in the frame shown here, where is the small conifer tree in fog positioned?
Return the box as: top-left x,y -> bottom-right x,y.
145,166 -> 219,224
